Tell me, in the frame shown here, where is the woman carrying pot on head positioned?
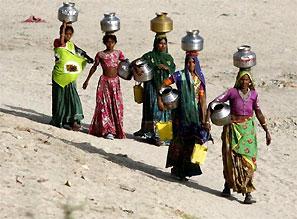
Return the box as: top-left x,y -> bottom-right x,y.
207,69 -> 271,204
160,51 -> 211,180
133,33 -> 176,146
51,22 -> 92,130
83,34 -> 126,140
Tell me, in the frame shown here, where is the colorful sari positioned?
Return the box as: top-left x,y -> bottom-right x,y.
51,40 -> 86,128
222,117 -> 257,194
139,34 -> 176,141
89,75 -> 125,139
166,55 -> 208,178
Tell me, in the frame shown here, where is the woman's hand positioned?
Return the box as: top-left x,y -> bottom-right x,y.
202,122 -> 211,132
157,96 -> 165,111
266,131 -> 271,146
82,80 -> 88,89
158,64 -> 169,71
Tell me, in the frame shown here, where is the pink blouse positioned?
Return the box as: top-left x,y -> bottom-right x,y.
214,88 -> 260,116
94,50 -> 125,69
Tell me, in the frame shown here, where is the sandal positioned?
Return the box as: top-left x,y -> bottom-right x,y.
243,193 -> 256,204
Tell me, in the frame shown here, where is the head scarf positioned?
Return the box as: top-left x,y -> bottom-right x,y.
184,53 -> 206,91
153,33 -> 168,52
234,69 -> 255,90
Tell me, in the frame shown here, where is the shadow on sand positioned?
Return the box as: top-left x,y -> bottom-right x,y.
1,104 -> 241,202
32,128 -> 228,200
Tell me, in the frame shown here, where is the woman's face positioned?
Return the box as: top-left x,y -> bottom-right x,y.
239,74 -> 251,89
187,58 -> 196,73
64,29 -> 73,42
157,39 -> 167,52
105,38 -> 116,50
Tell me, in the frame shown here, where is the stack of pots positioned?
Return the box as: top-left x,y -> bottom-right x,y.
150,12 -> 173,33
181,30 -> 204,52
233,45 -> 256,69
58,2 -> 79,23
100,13 -> 120,34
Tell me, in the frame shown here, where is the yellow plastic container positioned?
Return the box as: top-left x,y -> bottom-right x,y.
156,121 -> 172,141
191,144 -> 208,164
133,84 -> 144,104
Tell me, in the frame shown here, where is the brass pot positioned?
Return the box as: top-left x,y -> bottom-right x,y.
150,12 -> 173,33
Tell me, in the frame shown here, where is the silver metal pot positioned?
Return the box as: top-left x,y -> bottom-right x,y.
117,59 -> 133,80
160,86 -> 179,110
100,13 -> 120,33
210,102 -> 231,126
132,58 -> 153,82
233,45 -> 256,68
58,2 -> 78,23
181,30 -> 204,51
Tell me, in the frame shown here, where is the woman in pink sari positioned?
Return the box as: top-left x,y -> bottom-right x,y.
83,34 -> 125,140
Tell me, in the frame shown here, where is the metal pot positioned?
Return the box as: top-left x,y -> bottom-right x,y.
233,45 -> 256,68
100,13 -> 120,33
181,30 -> 204,51
132,58 -> 153,82
58,2 -> 78,23
160,86 -> 179,110
150,12 -> 173,33
210,102 -> 231,126
117,59 -> 133,80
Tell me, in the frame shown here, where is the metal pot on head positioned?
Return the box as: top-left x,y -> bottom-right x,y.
58,2 -> 79,23
150,12 -> 173,33
210,102 -> 231,126
117,59 -> 133,80
100,13 -> 120,33
181,30 -> 204,51
233,45 -> 256,69
132,58 -> 153,82
160,86 -> 179,110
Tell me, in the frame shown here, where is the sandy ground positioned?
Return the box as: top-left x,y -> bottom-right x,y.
1,0 -> 297,218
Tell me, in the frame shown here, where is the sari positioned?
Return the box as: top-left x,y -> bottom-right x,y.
51,40 -> 86,127
139,34 -> 176,141
166,56 -> 208,178
222,117 -> 257,193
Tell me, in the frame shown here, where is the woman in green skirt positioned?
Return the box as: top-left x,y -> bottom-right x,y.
50,22 -> 89,130
133,33 -> 176,146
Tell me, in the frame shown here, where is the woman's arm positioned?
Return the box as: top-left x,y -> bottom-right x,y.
82,64 -> 97,89
59,22 -> 67,47
255,108 -> 271,145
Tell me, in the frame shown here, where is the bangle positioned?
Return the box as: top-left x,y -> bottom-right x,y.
261,123 -> 267,126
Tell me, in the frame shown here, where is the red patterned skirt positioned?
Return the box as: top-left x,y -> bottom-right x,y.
89,75 -> 125,138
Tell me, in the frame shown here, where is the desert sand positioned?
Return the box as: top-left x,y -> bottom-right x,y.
0,0 -> 297,218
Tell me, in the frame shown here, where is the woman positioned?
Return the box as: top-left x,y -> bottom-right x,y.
83,34 -> 125,140
208,69 -> 271,204
161,52 -> 210,180
51,22 -> 88,130
133,33 -> 176,146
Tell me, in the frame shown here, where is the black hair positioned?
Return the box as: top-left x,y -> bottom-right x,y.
59,25 -> 74,35
102,34 -> 117,44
